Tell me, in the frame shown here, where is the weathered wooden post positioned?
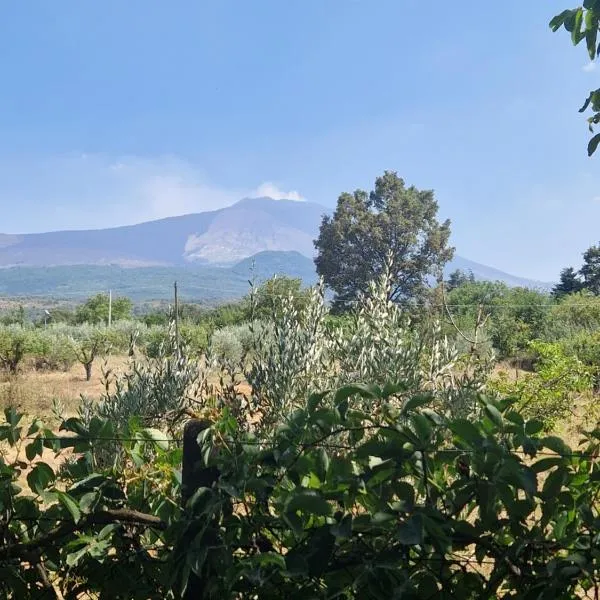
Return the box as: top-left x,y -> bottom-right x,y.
181,419 -> 219,599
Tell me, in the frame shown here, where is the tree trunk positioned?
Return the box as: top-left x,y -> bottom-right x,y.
84,361 -> 93,381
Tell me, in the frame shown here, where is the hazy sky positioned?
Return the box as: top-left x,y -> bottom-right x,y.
0,0 -> 598,280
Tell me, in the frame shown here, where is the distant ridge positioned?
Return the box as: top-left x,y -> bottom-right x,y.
0,196 -> 553,296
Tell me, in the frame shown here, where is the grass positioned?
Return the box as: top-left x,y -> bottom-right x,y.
0,354 -> 131,421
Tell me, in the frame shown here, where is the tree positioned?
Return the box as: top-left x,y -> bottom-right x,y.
553,266 -> 584,298
446,268 -> 475,292
71,329 -> 109,381
75,293 -> 133,325
314,171 -> 454,308
550,5 -> 600,155
581,241 -> 600,294
250,275 -> 310,319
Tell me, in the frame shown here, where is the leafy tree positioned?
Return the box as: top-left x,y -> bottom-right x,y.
581,241 -> 600,294
445,268 -> 475,292
71,329 -> 109,381
75,293 -> 133,325
250,275 -> 310,319
314,171 -> 454,309
550,5 -> 600,154
552,266 -> 584,298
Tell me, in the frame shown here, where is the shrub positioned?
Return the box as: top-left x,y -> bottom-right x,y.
490,340 -> 593,429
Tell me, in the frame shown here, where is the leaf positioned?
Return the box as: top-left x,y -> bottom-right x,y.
26,462 -> 55,495
285,489 -> 332,517
331,514 -> 352,539
449,420 -> 481,447
484,404 -> 503,429
333,384 -> 380,404
397,514 -> 424,545
550,9 -> 573,31
307,391 -> 329,413
402,394 -> 433,415
25,437 -> 43,461
139,428 -> 169,451
57,491 -> 82,523
588,132 -> 600,156
531,457 -> 564,474
525,419 -> 544,435
542,436 -> 572,457
411,413 -> 432,444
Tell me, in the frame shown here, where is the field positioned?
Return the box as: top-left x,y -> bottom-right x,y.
0,354 -> 130,421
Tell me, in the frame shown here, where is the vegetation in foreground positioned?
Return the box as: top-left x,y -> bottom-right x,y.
1,272 -> 600,598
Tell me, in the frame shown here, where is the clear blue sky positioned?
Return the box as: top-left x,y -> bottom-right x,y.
0,0 -> 597,281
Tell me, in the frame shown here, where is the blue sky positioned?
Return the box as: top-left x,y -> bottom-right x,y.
0,0 -> 598,280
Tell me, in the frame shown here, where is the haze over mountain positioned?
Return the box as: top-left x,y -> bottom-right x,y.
0,197 -> 552,297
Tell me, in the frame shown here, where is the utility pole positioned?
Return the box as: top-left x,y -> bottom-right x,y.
174,281 -> 180,354
108,290 -> 112,328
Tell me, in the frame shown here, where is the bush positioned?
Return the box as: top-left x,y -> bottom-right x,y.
490,340 -> 593,429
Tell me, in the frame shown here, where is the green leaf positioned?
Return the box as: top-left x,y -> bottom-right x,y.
484,404 -> 503,429
550,9 -> 573,31
542,436 -> 572,457
285,489 -> 332,516
449,420 -> 481,447
397,514 -> 424,545
331,514 -> 352,539
26,462 -> 55,495
333,384 -> 380,404
525,420 -> 544,435
402,394 -> 433,415
411,413 -> 433,444
57,491 -> 82,523
531,457 -> 564,473
588,132 -> 600,156
307,391 -> 330,413
139,428 -> 169,451
25,437 -> 43,461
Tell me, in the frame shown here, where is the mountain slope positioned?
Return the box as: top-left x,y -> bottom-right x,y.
0,197 -> 325,268
0,196 -> 552,291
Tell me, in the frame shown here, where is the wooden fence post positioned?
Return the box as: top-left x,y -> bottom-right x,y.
181,419 -> 219,599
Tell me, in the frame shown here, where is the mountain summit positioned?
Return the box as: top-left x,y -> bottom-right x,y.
0,197 -> 324,268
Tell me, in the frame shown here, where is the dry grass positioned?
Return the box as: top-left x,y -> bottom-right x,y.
0,354 -> 131,420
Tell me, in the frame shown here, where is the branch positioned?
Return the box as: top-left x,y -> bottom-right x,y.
1,509 -> 166,561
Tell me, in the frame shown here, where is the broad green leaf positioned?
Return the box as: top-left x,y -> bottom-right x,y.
330,514 -> 352,539
397,514 -> 424,545
542,436 -> 572,457
285,489 -> 332,516
139,428 -> 169,450
333,384 -> 380,404
484,404 -> 503,429
588,132 -> 600,156
26,462 -> 55,495
58,491 -> 82,523
525,420 -> 544,435
449,419 -> 481,447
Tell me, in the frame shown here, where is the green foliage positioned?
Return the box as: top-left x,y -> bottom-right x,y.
490,341 -> 593,429
0,407 -> 179,599
75,293 -> 133,325
551,4 -> 600,154
93,326 -> 204,438
251,275 -> 310,320
581,241 -> 600,293
445,268 -> 475,292
315,171 -> 454,309
0,326 -> 41,373
553,266 -> 584,298
446,282 -> 551,359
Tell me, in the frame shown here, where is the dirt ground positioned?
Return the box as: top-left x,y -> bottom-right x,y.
0,354 -> 131,420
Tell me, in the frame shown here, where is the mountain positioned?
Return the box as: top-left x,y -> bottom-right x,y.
0,197 -> 553,298
0,197 -> 325,268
